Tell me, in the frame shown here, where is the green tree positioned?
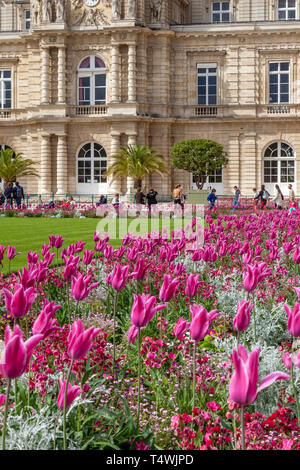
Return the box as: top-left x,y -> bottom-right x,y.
0,147 -> 39,186
170,139 -> 228,190
105,144 -> 169,189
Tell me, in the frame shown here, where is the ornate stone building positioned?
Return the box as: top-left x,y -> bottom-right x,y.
0,0 -> 299,197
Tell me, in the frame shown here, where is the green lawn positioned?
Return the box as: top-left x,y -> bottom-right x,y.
0,218 -> 110,274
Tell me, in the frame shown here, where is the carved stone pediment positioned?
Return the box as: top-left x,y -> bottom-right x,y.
71,0 -> 111,26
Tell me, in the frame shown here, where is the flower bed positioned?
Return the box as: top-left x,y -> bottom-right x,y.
0,209 -> 299,450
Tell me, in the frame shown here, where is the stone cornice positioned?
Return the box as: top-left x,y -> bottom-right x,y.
186,50 -> 226,56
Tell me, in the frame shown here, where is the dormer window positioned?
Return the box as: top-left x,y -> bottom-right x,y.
278,0 -> 296,20
211,2 -> 230,23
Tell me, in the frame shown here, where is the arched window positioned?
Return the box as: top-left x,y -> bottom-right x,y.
77,56 -> 106,106
77,142 -> 107,194
263,142 -> 295,190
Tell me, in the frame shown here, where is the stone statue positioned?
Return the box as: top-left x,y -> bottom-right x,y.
127,0 -> 136,18
42,0 -> 52,22
150,0 -> 162,21
73,7 -> 109,26
56,0 -> 66,21
112,0 -> 121,20
31,0 -> 41,25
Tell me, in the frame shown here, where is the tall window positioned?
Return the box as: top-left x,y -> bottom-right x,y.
278,0 -> 296,20
0,71 -> 11,109
77,142 -> 107,185
25,10 -> 30,30
264,142 -> 295,184
269,62 -> 289,104
197,63 -> 217,105
211,2 -> 230,22
77,56 -> 106,106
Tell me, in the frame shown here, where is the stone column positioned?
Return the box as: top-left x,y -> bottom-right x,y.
57,46 -> 66,104
39,134 -> 52,195
56,134 -> 68,196
41,47 -> 50,105
110,44 -> 120,102
127,132 -> 137,193
108,132 -> 121,195
128,43 -> 137,102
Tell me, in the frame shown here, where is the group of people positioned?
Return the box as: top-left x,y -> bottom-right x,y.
0,182 -> 25,209
207,183 -> 297,214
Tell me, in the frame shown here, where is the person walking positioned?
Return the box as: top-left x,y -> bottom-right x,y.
233,186 -> 241,212
207,188 -> 218,210
257,184 -> 270,210
135,187 -> 146,205
288,196 -> 298,214
270,184 -> 284,210
288,184 -> 295,202
4,183 -> 13,208
172,184 -> 183,209
111,193 -> 120,217
146,188 -> 158,211
252,188 -> 260,215
13,182 -> 25,209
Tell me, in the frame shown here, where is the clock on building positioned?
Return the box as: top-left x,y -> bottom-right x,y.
84,0 -> 100,6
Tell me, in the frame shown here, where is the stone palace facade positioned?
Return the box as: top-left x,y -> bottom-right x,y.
0,0 -> 299,197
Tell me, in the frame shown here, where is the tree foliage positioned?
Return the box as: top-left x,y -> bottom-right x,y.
170,139 -> 228,190
105,144 -> 169,189
0,147 -> 39,186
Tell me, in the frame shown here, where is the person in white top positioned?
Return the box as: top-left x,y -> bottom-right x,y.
288,184 -> 295,202
270,184 -> 284,210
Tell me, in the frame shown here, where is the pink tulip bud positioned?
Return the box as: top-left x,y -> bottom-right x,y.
284,302 -> 300,337
0,245 -> 7,266
130,294 -> 166,328
173,318 -> 190,339
282,351 -> 291,370
57,380 -> 82,410
7,246 -> 21,260
82,250 -> 94,266
0,394 -> 6,407
104,244 -> 114,259
159,274 -> 180,303
115,246 -> 126,259
2,284 -> 36,319
233,300 -> 253,332
18,267 -> 36,289
229,345 -> 290,406
27,251 -> 39,265
189,305 -> 219,341
126,324 -> 139,344
74,241 -> 86,253
185,273 -> 200,298
0,325 -> 43,379
71,273 -> 99,301
127,247 -> 139,262
68,319 -> 100,360
109,263 -> 129,291
130,258 -> 149,281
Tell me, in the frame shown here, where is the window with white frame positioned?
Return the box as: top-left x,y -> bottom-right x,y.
77,56 -> 106,106
263,142 -> 295,184
211,2 -> 230,22
278,0 -> 296,20
192,168 -> 223,186
269,62 -> 289,104
197,63 -> 217,105
77,142 -> 107,184
25,10 -> 30,29
0,71 -> 11,109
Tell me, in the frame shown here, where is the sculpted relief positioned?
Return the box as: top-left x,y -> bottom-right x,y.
32,0 -> 66,24
71,0 -> 111,26
150,0 -> 163,21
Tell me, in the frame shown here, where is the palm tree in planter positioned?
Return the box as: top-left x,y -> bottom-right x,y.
0,147 -> 38,187
105,144 -> 169,190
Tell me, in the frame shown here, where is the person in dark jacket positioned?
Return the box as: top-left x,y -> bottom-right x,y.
4,183 -> 13,208
0,191 -> 5,206
207,188 -> 217,210
146,188 -> 158,210
256,184 -> 270,210
13,182 -> 25,208
135,187 -> 145,205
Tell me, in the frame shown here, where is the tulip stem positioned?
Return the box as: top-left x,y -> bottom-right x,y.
290,351 -> 300,427
192,340 -> 196,410
240,405 -> 245,450
63,359 -> 74,451
2,379 -> 11,450
112,291 -> 118,377
137,327 -> 141,431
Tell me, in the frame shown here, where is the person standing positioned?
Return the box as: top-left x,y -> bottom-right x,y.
207,188 -> 217,210
13,182 -> 25,209
257,184 -> 270,210
288,184 -> 295,202
4,183 -> 13,208
146,188 -> 158,211
172,184 -> 183,209
135,187 -> 146,205
233,186 -> 241,212
270,184 -> 284,210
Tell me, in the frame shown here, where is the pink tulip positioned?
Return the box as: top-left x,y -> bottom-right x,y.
104,244 -> 114,259
0,325 -> 43,379
229,345 -> 290,406
82,250 -> 94,266
71,273 -> 99,301
127,247 -> 139,262
243,262 -> 271,292
109,263 -> 129,291
18,267 -> 36,289
2,284 -> 36,319
233,300 -> 253,332
41,244 -> 51,256
68,319 -> 100,360
7,246 -> 21,260
0,394 -> 6,406
294,287 -> 300,300
159,274 -> 180,302
130,258 -> 148,281
293,246 -> 300,264
126,324 -> 139,344
63,255 -> 80,281
57,380 -> 82,410
30,263 -> 48,284
27,251 -> 39,265
74,241 -> 86,253
43,251 -> 55,267
185,273 -> 200,298
282,351 -> 291,370
173,317 -> 190,339
284,302 -> 300,337
32,299 -> 61,337
0,245 -> 6,266
115,246 -> 126,259
130,294 -> 166,328
189,305 -> 219,341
